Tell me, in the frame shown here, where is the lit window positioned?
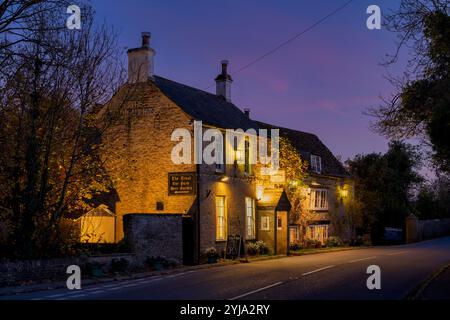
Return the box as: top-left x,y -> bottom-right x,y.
244,139 -> 251,175
215,196 -> 227,240
245,197 -> 256,239
308,225 -> 329,243
309,188 -> 328,210
310,155 -> 322,174
260,216 -> 270,231
289,226 -> 299,243
215,133 -> 225,173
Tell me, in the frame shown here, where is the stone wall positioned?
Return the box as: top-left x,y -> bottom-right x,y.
123,213 -> 183,264
406,215 -> 450,243
0,254 -> 136,287
101,82 -> 197,241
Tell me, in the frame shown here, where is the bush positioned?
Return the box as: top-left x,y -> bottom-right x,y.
289,241 -> 302,251
325,236 -> 343,248
349,235 -> 364,246
305,239 -> 322,249
205,247 -> 218,258
256,240 -> 269,255
246,242 -> 259,256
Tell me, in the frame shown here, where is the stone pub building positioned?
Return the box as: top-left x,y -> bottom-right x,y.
87,32 -> 352,264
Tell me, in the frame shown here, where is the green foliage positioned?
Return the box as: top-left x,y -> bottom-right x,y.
205,247 -> 218,258
325,236 -> 343,248
305,239 -> 322,249
246,241 -> 269,256
373,4 -> 450,173
414,176 -> 450,219
346,141 -> 423,243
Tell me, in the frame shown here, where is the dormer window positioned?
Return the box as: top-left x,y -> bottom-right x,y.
310,155 -> 322,174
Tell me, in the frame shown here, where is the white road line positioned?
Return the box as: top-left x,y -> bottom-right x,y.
68,293 -> 88,298
229,282 -> 283,300
387,251 -> 410,256
46,293 -> 69,298
104,286 -> 123,291
349,256 -> 376,263
302,265 -> 335,276
166,271 -> 194,278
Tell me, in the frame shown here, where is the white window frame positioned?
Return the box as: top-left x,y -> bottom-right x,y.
260,216 -> 270,231
309,188 -> 328,210
215,133 -> 225,173
289,226 -> 300,243
310,155 -> 322,174
245,197 -> 256,239
215,196 -> 227,241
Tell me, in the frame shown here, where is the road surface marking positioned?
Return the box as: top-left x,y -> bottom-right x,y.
229,282 -> 283,300
104,286 -> 123,291
387,251 -> 409,256
166,271 -> 194,278
46,293 -> 69,298
302,265 -> 335,276
349,256 -> 376,263
68,293 -> 88,298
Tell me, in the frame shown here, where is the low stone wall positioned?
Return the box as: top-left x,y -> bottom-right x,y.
0,253 -> 136,287
419,218 -> 450,240
123,213 -> 183,264
406,215 -> 450,243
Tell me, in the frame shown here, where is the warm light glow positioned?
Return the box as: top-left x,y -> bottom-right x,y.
340,188 -> 348,198
220,176 -> 229,182
256,185 -> 264,200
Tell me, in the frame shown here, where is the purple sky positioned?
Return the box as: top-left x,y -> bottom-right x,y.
92,0 -> 410,164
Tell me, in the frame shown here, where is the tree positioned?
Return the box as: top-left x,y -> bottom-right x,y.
0,1 -> 67,73
0,2 -> 130,258
278,137 -> 311,244
346,141 -> 422,244
370,1 -> 450,173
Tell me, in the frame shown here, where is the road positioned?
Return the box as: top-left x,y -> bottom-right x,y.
2,237 -> 450,300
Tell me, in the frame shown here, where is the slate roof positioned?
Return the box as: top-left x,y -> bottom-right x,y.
154,76 -> 257,130
152,75 -> 347,177
256,121 -> 349,177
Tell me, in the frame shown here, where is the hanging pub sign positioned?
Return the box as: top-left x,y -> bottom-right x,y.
168,172 -> 196,195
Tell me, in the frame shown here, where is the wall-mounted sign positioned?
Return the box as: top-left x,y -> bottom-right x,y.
168,172 -> 196,196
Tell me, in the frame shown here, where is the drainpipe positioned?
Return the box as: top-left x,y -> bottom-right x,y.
274,209 -> 277,255
195,163 -> 201,264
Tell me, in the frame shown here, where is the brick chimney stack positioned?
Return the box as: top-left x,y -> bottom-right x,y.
215,60 -> 233,102
127,32 -> 155,83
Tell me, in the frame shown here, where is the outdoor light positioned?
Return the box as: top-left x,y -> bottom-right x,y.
220,176 -> 229,182
256,185 -> 264,200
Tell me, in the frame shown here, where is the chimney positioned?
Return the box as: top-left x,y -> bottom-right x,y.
127,32 -> 155,83
244,108 -> 250,118
215,60 -> 233,102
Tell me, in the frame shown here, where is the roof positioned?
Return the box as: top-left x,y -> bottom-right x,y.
154,76 -> 258,130
256,121 -> 349,177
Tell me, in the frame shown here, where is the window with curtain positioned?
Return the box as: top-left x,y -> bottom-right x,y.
215,196 -> 226,240
245,197 -> 255,239
309,188 -> 328,210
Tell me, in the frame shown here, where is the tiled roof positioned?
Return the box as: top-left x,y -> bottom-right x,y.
256,121 -> 349,177
154,76 -> 258,131
152,75 -> 347,177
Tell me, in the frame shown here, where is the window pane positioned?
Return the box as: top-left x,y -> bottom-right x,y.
216,197 -> 226,240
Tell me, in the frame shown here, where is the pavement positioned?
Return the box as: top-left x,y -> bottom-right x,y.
1,236 -> 450,300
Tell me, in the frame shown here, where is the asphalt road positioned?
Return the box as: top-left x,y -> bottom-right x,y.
3,237 -> 450,300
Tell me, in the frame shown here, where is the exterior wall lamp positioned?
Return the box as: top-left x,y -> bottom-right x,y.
256,185 -> 264,201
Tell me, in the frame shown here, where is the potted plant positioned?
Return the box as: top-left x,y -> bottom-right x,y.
205,247 -> 218,264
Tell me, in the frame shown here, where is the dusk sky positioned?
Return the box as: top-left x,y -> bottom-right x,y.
92,0 -> 411,165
